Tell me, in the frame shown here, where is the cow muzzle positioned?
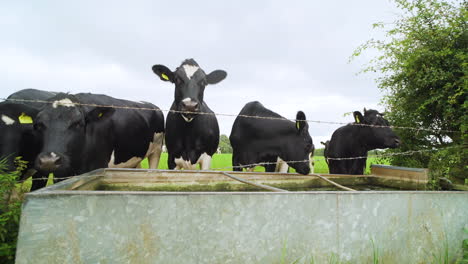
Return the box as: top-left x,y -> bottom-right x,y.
386,137 -> 402,148
180,99 -> 199,122
182,100 -> 199,112
36,152 -> 62,172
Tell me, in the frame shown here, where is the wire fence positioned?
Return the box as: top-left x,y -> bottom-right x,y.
1,97 -> 461,182
1,98 -> 460,134
20,146 -> 456,182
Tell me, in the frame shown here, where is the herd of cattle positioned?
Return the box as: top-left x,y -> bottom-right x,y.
0,59 -> 401,191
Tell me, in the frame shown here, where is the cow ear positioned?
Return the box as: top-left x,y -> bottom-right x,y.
85,107 -> 115,123
206,70 -> 227,85
152,65 -> 174,83
295,111 -> 308,132
0,103 -> 39,124
353,111 -> 364,124
17,105 -> 39,124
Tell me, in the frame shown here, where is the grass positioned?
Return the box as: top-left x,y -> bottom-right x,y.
140,153 -> 386,174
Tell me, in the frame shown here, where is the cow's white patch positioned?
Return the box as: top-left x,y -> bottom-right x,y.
198,153 -> 211,170
145,132 -> 164,169
183,64 -> 199,79
174,152 -> 211,170
52,98 -> 75,108
181,115 -> 194,122
107,150 -> 142,168
309,153 -> 315,174
275,157 -> 289,173
182,98 -> 191,104
246,167 -> 255,172
51,152 -> 57,158
1,115 -> 15,125
174,157 -> 198,170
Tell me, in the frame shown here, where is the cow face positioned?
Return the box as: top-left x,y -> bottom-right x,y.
152,59 -> 227,122
353,109 -> 401,149
0,103 -> 39,171
34,95 -> 114,177
285,111 -> 314,175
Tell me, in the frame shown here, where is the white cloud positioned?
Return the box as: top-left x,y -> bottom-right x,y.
0,0 -> 399,144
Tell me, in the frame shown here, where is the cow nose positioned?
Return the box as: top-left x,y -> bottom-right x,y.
37,152 -> 62,172
394,138 -> 402,146
182,100 -> 199,112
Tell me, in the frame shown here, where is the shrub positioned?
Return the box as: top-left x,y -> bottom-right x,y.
0,158 -> 27,263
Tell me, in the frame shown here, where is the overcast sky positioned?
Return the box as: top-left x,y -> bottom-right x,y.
0,0 -> 399,146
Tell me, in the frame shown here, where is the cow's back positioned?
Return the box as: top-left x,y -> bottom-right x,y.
74,93 -> 164,165
231,101 -> 293,145
7,88 -> 57,109
230,101 -> 296,168
327,125 -> 367,174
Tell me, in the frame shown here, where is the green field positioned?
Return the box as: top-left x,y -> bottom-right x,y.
141,153 -> 387,174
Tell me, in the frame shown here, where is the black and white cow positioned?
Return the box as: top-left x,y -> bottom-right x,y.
152,59 -> 227,170
0,89 -> 56,190
33,93 -> 164,189
326,109 -> 401,175
229,101 -> 314,175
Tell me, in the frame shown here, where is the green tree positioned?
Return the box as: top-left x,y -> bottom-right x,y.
353,0 -> 467,183
219,134 -> 233,153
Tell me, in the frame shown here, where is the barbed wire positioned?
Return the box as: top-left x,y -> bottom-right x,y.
210,147 -> 453,170
22,147 -> 455,182
1,98 -> 460,134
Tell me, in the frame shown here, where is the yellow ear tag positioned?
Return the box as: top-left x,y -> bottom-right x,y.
98,112 -> 103,118
18,113 -> 33,124
161,73 -> 169,81
355,116 -> 360,123
296,121 -> 300,130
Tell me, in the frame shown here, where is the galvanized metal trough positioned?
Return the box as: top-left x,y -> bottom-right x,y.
16,165 -> 468,263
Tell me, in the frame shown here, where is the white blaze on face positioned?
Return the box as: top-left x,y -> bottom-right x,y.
183,64 -> 199,79
1,115 -> 15,125
52,98 -> 75,108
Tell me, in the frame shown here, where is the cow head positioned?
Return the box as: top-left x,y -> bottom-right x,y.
152,59 -> 227,122
353,109 -> 401,149
285,111 -> 314,175
0,102 -> 39,171
34,94 -> 114,178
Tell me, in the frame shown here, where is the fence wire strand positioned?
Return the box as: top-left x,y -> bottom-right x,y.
23,146 -> 455,182
2,97 -> 460,182
1,98 -> 460,134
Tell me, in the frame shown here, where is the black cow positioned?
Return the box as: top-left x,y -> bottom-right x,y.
0,89 -> 56,190
229,101 -> 314,175
326,109 -> 401,175
152,59 -> 227,170
33,93 -> 164,189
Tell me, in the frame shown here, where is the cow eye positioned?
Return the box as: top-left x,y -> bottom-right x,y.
70,121 -> 83,129
34,122 -> 45,131
175,77 -> 184,86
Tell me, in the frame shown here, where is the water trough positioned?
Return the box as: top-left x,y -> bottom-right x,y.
16,165 -> 468,263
